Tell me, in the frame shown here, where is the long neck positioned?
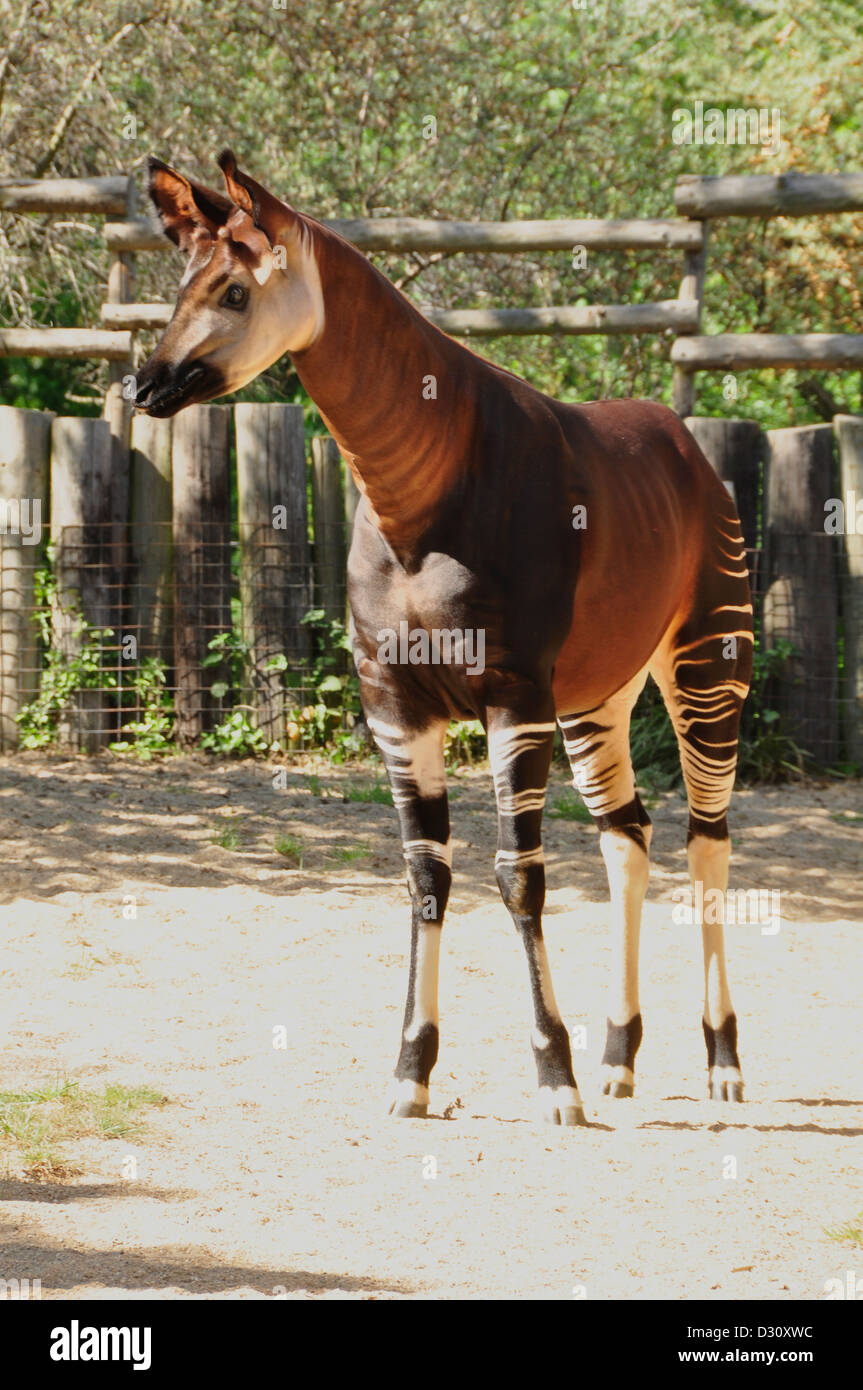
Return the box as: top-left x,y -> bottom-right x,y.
290,220 -> 484,548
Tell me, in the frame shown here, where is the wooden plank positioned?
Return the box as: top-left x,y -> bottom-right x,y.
834,415 -> 863,766
50,416 -> 117,751
235,403 -> 310,742
671,334 -> 863,370
675,171 -> 863,219
0,175 -> 130,215
105,215 -> 705,255
0,328 -> 132,360
103,177 -> 137,596
0,407 -> 52,749
171,405 -> 233,745
763,424 -> 839,764
129,414 -> 173,670
429,300 -> 697,337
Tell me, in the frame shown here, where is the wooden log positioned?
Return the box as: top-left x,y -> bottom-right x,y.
103,299 -> 697,337
104,214 -> 705,255
311,436 -> 348,627
235,403 -> 310,742
675,171 -> 863,219
0,175 -> 130,215
428,300 -> 697,337
833,415 -> 863,766
129,414 -> 173,669
101,302 -> 172,329
763,424 -> 839,764
683,417 -> 763,552
671,334 -> 863,371
171,406 -> 233,744
671,224 -> 709,417
0,407 -> 52,749
50,416 -> 117,751
0,328 -> 132,360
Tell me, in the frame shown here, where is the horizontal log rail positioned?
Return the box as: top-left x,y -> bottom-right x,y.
671,333 -> 863,370
0,327 -> 133,359
675,172 -> 863,219
0,176 -> 131,216
102,298 -> 698,337
103,214 -> 705,255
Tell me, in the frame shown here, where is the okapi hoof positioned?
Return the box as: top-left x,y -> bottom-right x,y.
602,1080 -> 634,1099
601,1064 -> 635,1098
539,1085 -> 588,1127
387,1079 -> 429,1119
709,1070 -> 744,1103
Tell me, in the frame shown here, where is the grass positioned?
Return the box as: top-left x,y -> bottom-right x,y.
274,834 -> 304,866
328,844 -> 371,864
0,1079 -> 168,1180
830,811 -> 863,825
826,1216 -> 863,1246
344,781 -> 393,805
548,789 -> 592,824
211,817 -> 246,850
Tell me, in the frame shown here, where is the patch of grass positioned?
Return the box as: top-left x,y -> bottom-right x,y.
274,834 -> 304,866
0,1080 -> 167,1179
211,817 -> 246,850
344,781 -> 393,806
826,1216 -> 863,1246
328,845 -> 372,864
830,811 -> 863,825
548,789 -> 592,824
306,774 -> 323,797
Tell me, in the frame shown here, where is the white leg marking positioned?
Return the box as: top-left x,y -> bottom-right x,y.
403,923 -> 442,1041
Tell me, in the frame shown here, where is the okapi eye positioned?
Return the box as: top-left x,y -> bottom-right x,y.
222,283 -> 247,309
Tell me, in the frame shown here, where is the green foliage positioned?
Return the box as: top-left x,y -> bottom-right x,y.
548,789 -> 592,824
15,550 -> 116,749
109,658 -> 174,758
200,709 -> 270,757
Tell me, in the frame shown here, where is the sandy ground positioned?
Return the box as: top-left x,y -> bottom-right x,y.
0,752 -> 861,1301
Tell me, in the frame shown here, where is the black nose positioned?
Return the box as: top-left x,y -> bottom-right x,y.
134,375 -> 154,408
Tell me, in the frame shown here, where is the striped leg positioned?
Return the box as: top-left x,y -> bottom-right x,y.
368,714 -> 451,1119
651,531 -> 752,1100
487,701 -> 586,1126
558,672 -> 652,1098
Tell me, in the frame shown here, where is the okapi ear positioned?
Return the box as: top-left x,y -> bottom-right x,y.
147,157 -> 232,253
217,148 -> 302,248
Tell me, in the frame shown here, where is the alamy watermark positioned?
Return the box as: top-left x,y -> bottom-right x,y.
0,497 -> 41,545
672,101 -> 781,155
673,883 -> 781,936
376,621 -> 485,675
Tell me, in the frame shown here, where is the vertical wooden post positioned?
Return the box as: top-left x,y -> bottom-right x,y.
683,416 -> 763,554
0,406 -> 52,749
235,403 -> 310,742
103,175 -> 136,624
50,416 -> 116,751
130,413 -> 173,667
671,223 -> 708,417
171,405 -> 232,745
834,415 -> 863,766
311,435 -> 347,625
763,424 -> 839,764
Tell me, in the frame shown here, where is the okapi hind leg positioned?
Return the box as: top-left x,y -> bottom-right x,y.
558,670 -> 651,1099
487,700 -> 586,1126
367,714 -> 452,1119
650,532 -> 753,1102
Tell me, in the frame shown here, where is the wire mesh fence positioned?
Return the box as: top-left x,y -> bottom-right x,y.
0,524 -> 858,769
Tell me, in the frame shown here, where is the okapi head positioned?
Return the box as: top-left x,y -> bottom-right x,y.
134,150 -> 324,416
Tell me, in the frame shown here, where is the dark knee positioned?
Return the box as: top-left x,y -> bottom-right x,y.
593,794 -> 652,852
495,856 -> 545,919
405,855 -> 451,923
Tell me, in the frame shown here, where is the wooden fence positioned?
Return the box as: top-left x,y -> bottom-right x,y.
0,402 -> 861,764
3,168 -> 863,422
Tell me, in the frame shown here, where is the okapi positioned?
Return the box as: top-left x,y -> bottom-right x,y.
135,151 -> 753,1126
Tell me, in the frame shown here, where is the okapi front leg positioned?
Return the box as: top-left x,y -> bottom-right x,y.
368,715 -> 451,1119
487,704 -> 586,1126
